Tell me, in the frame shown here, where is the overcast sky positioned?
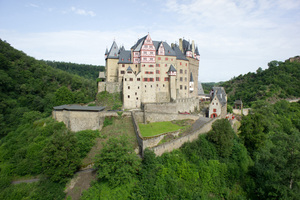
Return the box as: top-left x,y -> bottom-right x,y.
0,0 -> 299,82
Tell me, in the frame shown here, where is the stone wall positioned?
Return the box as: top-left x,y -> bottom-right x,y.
52,110 -> 130,132
131,111 -> 218,157
144,97 -> 199,114
144,112 -> 199,123
98,82 -> 122,93
151,117 -> 219,156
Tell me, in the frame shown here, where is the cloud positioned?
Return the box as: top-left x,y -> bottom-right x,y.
27,3 -> 39,8
70,7 -> 96,17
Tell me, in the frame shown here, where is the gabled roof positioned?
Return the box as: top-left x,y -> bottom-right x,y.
107,41 -> 119,59
153,41 -> 176,56
212,87 -> 227,106
172,45 -> 188,61
168,64 -> 177,72
118,50 -> 132,64
131,35 -> 147,51
190,72 -> 194,82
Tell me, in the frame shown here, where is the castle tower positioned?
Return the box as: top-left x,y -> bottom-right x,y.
168,65 -> 177,101
186,44 -> 192,58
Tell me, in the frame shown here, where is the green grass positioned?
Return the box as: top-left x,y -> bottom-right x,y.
139,121 -> 184,137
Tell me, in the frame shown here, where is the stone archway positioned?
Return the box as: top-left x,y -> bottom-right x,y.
210,113 -> 217,118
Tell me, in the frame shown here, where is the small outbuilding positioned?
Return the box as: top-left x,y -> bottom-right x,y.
234,100 -> 243,110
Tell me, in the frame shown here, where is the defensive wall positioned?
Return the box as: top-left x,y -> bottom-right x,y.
144,97 -> 199,114
131,111 -> 219,156
233,108 -> 250,116
52,105 -> 130,132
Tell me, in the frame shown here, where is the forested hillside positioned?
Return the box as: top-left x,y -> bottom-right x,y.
0,39 -> 97,137
43,60 -> 104,81
222,59 -> 300,107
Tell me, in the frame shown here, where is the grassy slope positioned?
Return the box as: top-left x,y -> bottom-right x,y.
139,121 -> 184,137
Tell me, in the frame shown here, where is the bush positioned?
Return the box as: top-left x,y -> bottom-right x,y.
103,117 -> 113,128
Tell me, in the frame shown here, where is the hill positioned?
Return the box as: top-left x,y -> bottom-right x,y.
0,39 -> 97,137
42,60 -> 105,81
222,59 -> 300,107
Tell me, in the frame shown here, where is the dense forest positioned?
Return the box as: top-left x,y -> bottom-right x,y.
0,40 -> 299,199
222,60 -> 300,107
0,39 -> 98,138
42,60 -> 105,81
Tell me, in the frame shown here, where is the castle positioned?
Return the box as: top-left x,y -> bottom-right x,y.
98,33 -> 200,110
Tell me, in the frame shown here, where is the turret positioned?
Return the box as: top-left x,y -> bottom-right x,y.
195,46 -> 200,60
186,43 -> 192,58
104,48 -> 108,59
168,65 -> 177,101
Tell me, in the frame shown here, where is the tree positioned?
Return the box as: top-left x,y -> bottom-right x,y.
252,131 -> 300,199
94,136 -> 141,187
42,130 -> 80,183
207,119 -> 235,158
54,86 -> 74,106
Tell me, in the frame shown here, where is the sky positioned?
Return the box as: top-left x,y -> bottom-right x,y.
0,0 -> 299,82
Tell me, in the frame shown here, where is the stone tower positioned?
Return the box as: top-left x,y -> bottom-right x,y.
168,64 -> 177,101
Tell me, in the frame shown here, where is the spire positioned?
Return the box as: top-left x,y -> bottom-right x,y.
190,72 -> 194,82
168,64 -> 177,76
127,66 -> 133,72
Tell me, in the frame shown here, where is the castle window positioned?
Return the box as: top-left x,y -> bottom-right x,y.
151,85 -> 152,88
135,92 -> 137,95
158,57 -> 161,60
150,78 -> 154,82
125,78 -> 127,81
180,85 -> 182,89
122,64 -> 125,67
150,58 -> 154,61
138,86 -> 140,89
156,77 -> 160,81
136,97 -> 138,100
164,77 -> 169,81
185,70 -> 187,74
135,65 -> 137,68
122,58 -> 124,61
156,64 -> 160,67
171,58 -> 173,61
213,109 -> 217,112
143,58 -> 147,61
185,86 -> 187,90
150,52 -> 154,55
142,64 -> 145,67
156,70 -> 160,74
128,86 -> 130,89
216,103 -> 218,105
186,63 -> 187,66
145,85 -> 147,87
165,64 -> 167,67
163,84 -> 165,87
130,78 -> 133,81
128,95 -> 130,98
165,57 -> 168,61
180,62 -> 182,65
143,78 -> 148,82
180,69 -> 183,74
149,65 -> 154,67
137,78 -> 140,81
212,103 -> 214,105
180,77 -> 183,81
121,71 -> 125,74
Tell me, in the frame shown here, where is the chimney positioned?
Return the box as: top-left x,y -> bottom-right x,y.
179,38 -> 183,53
192,40 -> 195,58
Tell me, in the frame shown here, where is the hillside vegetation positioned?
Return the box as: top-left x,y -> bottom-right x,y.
0,39 -> 97,137
222,60 -> 300,107
43,60 -> 105,81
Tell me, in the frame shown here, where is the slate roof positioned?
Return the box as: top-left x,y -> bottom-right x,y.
118,50 -> 132,64
172,45 -> 189,61
190,72 -> 194,82
212,87 -> 227,106
195,47 -> 200,55
53,105 -> 105,112
153,41 -> 176,56
107,41 -> 119,59
127,66 -> 133,72
168,64 -> 177,72
131,35 -> 147,51
198,81 -> 204,94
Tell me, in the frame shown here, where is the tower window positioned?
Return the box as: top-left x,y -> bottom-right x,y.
180,85 -> 182,89
128,95 -> 130,98
128,86 -> 130,89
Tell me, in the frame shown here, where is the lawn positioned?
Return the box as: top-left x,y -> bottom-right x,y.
139,121 -> 184,137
